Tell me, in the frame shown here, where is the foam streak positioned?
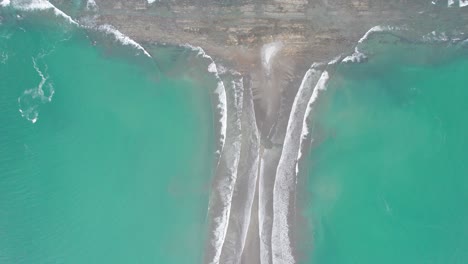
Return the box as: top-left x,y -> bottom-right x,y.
272,66 -> 324,264
183,44 -> 227,157
11,0 -> 79,25
86,0 -> 97,10
18,58 -> 55,123
343,25 -> 404,64
98,25 -> 152,58
0,0 -> 10,7
297,71 -> 330,172
219,80 -> 260,264
205,75 -> 244,264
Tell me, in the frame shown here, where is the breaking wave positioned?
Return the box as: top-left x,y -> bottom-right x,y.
448,0 -> 468,7
0,0 -> 10,7
342,25 -> 405,63
182,44 -> 227,159
4,1 -> 154,124
4,1 -> 153,60
1,52 -> 8,64
432,0 -> 468,7
341,25 -> 468,64
271,65 -> 325,264
177,45 -> 247,264
86,0 -> 97,11
297,71 -> 330,170
3,0 -> 79,25
289,23 -> 468,264
97,25 -> 152,58
261,42 -> 283,75
204,73 -> 244,264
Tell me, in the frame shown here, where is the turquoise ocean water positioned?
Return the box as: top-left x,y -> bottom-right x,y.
0,10 -> 216,264
3,3 -> 468,264
301,36 -> 468,263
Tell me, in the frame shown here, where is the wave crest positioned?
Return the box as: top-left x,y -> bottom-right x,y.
183,44 -> 227,159
97,25 -> 152,58
7,0 -> 79,25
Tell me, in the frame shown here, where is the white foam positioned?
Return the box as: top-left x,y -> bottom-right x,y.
460,0 -> 468,7
233,84 -> 259,259
358,25 -> 402,43
181,45 -> 231,264
1,52 -> 8,64
272,66 -> 323,264
206,76 -> 244,264
216,64 -> 228,75
86,0 -> 97,10
261,41 -> 283,74
0,0 -> 10,7
11,0 -> 78,25
258,154 -> 272,264
19,58 -> 55,123
350,25 -> 467,57
208,62 -> 217,73
328,55 -> 343,65
183,44 -> 227,157
342,47 -> 367,63
147,0 -> 157,3
297,71 -> 329,173
214,80 -> 227,153
218,78 -> 260,264
448,0 -> 456,7
422,31 -> 449,42
97,24 -> 152,58
343,25 -> 405,64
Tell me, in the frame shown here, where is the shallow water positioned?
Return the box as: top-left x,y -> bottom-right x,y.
0,13 -> 215,264
300,41 -> 468,263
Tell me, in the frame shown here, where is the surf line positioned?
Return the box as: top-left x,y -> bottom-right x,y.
272,24 -> 415,264
202,74 -> 243,264
218,77 -> 261,264
3,0 -> 152,58
86,0 -> 97,10
97,25 -> 152,58
269,26 -> 392,264
183,44 -> 261,264
3,0 -> 79,25
342,24 -> 468,64
178,45 -> 241,264
182,44 -> 228,161
270,63 -> 329,264
342,25 -> 406,63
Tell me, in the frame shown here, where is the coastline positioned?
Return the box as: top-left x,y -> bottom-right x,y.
85,2 -> 468,263
4,0 -> 468,263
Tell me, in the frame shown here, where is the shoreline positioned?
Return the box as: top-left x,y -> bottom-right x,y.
5,1 -> 468,263
90,2 -> 468,263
